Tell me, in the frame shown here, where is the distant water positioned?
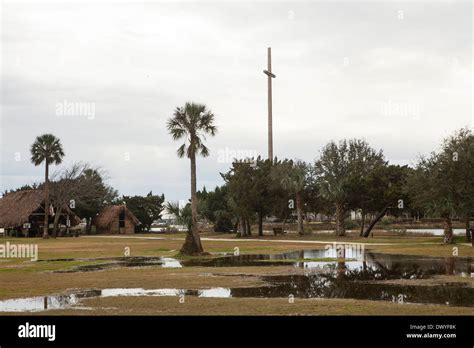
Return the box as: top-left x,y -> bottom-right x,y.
405,228 -> 466,236
150,225 -> 187,232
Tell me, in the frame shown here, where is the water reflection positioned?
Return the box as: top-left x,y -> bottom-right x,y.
0,287 -> 232,312
230,273 -> 474,307
53,256 -> 181,273
160,258 -> 183,268
184,249 -> 474,277
0,290 -> 100,312
198,287 -> 232,298
101,288 -> 183,297
2,273 -> 474,312
47,248 -> 474,278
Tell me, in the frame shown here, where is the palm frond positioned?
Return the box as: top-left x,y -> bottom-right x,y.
199,144 -> 210,157
30,133 -> 65,166
167,102 -> 218,159
177,144 -> 187,158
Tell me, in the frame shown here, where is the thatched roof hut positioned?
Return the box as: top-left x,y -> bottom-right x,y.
93,205 -> 140,234
0,190 -> 44,228
0,190 -> 80,236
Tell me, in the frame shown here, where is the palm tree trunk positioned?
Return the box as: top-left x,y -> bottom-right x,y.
43,161 -> 49,239
298,250 -> 304,268
443,215 -> 454,244
335,202 -> 345,237
445,257 -> 455,275
181,151 -> 203,255
296,191 -> 304,235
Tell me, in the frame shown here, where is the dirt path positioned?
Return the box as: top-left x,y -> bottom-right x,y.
85,235 -> 439,247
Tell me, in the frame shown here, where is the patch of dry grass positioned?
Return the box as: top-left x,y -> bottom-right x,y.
0,263 -> 299,300
23,296 -> 474,316
1,235 -> 473,315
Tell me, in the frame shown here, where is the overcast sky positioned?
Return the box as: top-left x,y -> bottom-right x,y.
1,0 -> 472,201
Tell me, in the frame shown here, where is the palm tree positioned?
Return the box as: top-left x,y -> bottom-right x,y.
167,102 -> 217,255
30,134 -> 65,238
165,201 -> 192,232
274,159 -> 308,235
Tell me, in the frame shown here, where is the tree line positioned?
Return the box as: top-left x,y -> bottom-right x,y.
18,102 -> 474,256
194,128 -> 474,245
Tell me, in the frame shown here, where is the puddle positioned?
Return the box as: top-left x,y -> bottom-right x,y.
100,287 -> 231,298
101,288 -> 185,297
0,290 -> 100,312
50,256 -> 177,273
183,249 -> 474,277
42,249 -> 474,278
0,287 -> 230,312
161,258 -> 183,268
3,249 -> 470,311
2,272 -> 474,312
231,273 -> 474,306
198,287 -> 232,298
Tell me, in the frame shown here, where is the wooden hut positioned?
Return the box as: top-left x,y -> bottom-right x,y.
93,205 -> 140,234
0,190 -> 79,237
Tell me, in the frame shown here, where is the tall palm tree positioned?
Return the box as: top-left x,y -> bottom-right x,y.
167,102 -> 217,255
30,134 -> 65,238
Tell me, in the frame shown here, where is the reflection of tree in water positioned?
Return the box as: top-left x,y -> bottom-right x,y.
230,271 -> 474,306
364,252 -> 473,277
210,249 -> 474,305
444,257 -> 455,275
185,250 -> 474,277
230,252 -> 474,305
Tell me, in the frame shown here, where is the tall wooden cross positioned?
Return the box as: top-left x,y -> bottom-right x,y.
263,47 -> 276,160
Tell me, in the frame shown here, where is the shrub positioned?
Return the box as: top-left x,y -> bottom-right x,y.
344,219 -> 359,230
213,216 -> 234,233
166,225 -> 179,233
380,216 -> 396,226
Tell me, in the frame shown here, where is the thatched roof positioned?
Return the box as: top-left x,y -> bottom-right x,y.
0,190 -> 44,228
93,205 -> 140,229
0,190 -> 81,228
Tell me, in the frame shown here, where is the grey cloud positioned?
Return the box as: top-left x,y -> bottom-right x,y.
1,1 -> 471,200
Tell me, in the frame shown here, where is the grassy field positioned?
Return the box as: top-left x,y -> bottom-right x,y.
34,296 -> 474,316
0,232 -> 473,315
